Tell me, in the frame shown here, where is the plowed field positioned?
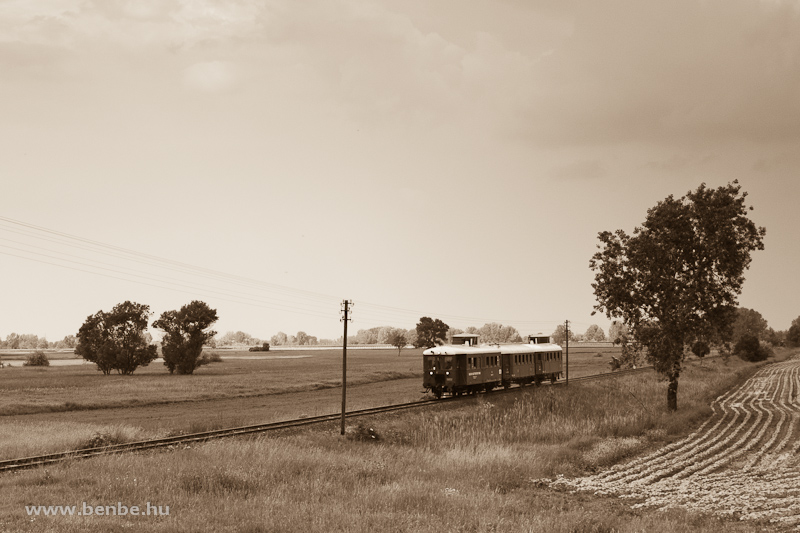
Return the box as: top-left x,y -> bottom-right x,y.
550,355 -> 800,529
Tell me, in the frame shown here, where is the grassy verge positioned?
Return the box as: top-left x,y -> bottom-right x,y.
1,351 -> 792,532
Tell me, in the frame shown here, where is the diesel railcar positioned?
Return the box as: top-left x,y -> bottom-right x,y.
423,334 -> 563,398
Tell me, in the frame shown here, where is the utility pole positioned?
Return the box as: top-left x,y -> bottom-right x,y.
565,319 -> 570,385
340,300 -> 353,436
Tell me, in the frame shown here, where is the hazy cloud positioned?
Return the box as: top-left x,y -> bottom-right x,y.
752,151 -> 800,173
552,160 -> 606,180
515,1 -> 800,146
182,60 -> 238,92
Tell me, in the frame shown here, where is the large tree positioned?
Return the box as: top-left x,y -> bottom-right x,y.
270,331 -> 288,346
788,317 -> 800,347
590,181 -> 765,410
584,324 -> 606,342
731,307 -> 768,344
387,329 -> 407,355
551,324 -> 573,345
477,323 -> 522,344
414,317 -> 449,348
153,300 -> 218,375
75,301 -> 157,375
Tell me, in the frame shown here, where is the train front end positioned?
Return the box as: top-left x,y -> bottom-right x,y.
423,334 -> 502,398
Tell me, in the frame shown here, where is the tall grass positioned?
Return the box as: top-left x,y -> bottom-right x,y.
388,356 -> 763,477
0,421 -> 160,460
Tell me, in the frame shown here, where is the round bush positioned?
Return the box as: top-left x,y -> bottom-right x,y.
734,335 -> 768,362
23,351 -> 50,367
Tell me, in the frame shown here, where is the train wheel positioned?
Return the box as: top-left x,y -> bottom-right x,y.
503,382 -> 510,390
433,387 -> 442,399
550,375 -> 557,384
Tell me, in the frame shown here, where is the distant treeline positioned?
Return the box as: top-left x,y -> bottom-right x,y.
0,333 -> 77,350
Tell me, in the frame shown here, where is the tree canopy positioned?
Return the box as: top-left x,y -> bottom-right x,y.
75,301 -> 157,375
584,324 -> 606,342
153,300 -> 218,375
731,308 -> 768,344
590,181 -> 765,410
551,324 -> 573,345
788,317 -> 800,347
414,317 -> 449,348
476,323 -> 522,344
387,329 -> 407,355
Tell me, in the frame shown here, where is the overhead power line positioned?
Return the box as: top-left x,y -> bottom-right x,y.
0,215 -> 582,329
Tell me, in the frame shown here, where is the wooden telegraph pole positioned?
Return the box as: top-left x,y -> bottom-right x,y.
565,319 -> 570,385
340,300 -> 352,435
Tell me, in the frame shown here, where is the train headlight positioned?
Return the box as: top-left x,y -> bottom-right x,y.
446,371 -> 450,375
429,371 -> 433,375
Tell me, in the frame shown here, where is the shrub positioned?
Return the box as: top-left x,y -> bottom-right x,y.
23,351 -> 50,367
734,334 -> 769,362
198,351 -> 223,365
691,340 -> 710,359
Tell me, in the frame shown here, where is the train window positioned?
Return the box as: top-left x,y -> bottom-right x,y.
444,358 -> 452,370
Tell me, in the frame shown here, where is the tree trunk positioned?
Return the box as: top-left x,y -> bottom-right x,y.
667,374 -> 678,411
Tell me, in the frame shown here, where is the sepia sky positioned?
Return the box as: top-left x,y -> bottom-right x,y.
1,0 -> 799,342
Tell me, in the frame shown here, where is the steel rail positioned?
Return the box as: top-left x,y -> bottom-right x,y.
0,364 -> 665,473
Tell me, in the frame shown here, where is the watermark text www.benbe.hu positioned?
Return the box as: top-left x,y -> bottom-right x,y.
26,502 -> 169,517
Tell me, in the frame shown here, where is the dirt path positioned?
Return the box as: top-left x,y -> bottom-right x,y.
550,355 -> 800,529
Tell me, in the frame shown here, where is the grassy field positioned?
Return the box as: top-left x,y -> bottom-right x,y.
0,349 -> 425,416
0,346 -> 625,415
0,345 -> 652,460
1,349 -> 792,532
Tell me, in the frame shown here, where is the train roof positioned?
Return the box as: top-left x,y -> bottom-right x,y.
423,345 -> 502,356
423,341 -> 561,356
495,342 -> 563,354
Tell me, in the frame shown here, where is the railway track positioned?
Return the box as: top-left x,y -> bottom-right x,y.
0,366 -> 655,473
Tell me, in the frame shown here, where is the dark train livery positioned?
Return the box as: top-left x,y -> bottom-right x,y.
423,333 -> 563,398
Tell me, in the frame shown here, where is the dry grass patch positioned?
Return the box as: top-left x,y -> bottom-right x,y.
0,421 -> 161,460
